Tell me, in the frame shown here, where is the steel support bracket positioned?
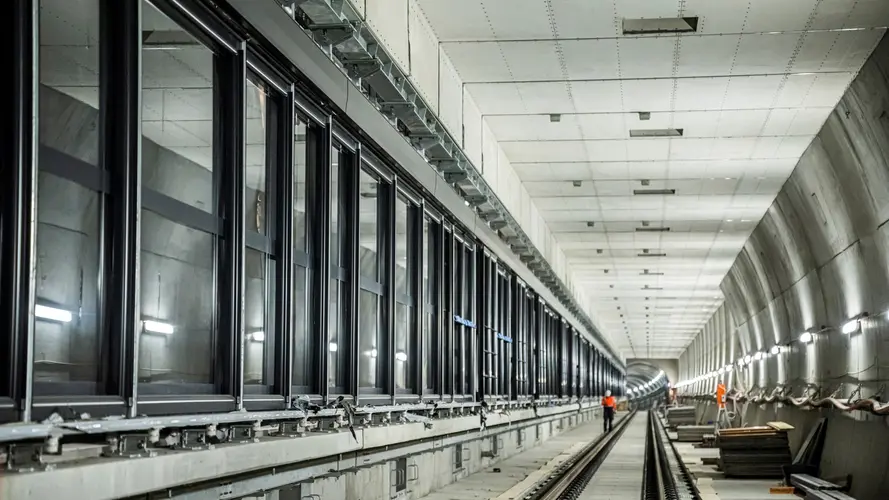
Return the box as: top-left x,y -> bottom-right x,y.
103,433 -> 154,458
5,442 -> 54,473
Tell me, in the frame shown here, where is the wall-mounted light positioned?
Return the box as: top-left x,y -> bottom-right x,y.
770,345 -> 780,355
35,304 -> 73,323
841,313 -> 867,335
250,331 -> 265,342
724,364 -> 733,372
395,351 -> 407,362
744,354 -> 753,364
143,320 -> 174,335
798,331 -> 814,344
717,367 -> 725,375
369,348 -> 378,358
753,351 -> 763,361
329,341 -> 338,352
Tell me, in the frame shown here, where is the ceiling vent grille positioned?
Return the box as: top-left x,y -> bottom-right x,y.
635,226 -> 670,232
622,17 -> 699,35
629,128 -> 683,138
639,271 -> 665,276
633,189 -> 676,196
637,252 -> 667,257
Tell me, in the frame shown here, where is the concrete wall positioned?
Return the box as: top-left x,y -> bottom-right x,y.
678,36 -> 889,500
278,410 -> 596,500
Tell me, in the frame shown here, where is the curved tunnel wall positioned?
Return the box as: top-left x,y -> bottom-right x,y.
678,35 -> 889,499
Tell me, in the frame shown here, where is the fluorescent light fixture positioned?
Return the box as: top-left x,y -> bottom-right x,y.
799,331 -> 813,344
329,341 -> 338,352
841,319 -> 860,335
251,331 -> 265,342
770,345 -> 780,355
622,17 -> 699,35
395,351 -> 408,362
34,304 -> 73,323
633,188 -> 676,195
143,320 -> 174,335
629,128 -> 683,138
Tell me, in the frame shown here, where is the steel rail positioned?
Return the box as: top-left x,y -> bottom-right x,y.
523,411 -> 637,500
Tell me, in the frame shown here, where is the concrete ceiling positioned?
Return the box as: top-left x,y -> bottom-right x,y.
415,0 -> 889,359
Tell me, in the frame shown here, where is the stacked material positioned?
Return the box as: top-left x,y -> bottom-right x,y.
791,475 -> 856,500
717,424 -> 793,478
676,425 -> 713,442
665,406 -> 696,427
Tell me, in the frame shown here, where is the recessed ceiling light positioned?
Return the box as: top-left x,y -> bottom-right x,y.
622,17 -> 699,35
634,188 -> 676,196
630,128 -> 683,138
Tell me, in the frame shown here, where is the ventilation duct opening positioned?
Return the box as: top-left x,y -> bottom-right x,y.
636,226 -> 670,232
630,128 -> 683,138
639,271 -> 665,276
637,252 -> 667,257
622,17 -> 699,35
633,189 -> 676,195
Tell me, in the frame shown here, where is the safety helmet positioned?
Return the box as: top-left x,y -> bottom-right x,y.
605,390 -> 612,397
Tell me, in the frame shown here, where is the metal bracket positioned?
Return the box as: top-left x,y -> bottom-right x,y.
179,428 -> 212,451
227,424 -> 257,444
279,420 -> 305,437
103,433 -> 154,458
5,442 -> 54,473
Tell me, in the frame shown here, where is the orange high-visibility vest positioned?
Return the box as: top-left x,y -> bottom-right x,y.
602,396 -> 616,408
716,383 -> 726,409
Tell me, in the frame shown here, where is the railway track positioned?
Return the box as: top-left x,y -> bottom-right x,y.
522,410 -> 700,500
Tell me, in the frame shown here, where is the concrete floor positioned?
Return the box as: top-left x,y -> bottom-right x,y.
577,413 -> 647,499
673,440 -> 788,500
418,416 -> 611,500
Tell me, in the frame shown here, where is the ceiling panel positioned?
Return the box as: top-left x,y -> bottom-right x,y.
415,0 -> 888,359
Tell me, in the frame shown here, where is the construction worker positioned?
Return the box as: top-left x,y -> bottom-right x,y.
601,390 -> 616,433
716,382 -> 726,410
715,381 -> 729,429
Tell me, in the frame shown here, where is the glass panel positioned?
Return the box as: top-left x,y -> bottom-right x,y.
394,195 -> 409,295
358,290 -> 380,388
141,1 -> 216,212
245,78 -> 272,235
395,303 -> 410,391
39,0 -> 100,163
294,119 -> 308,251
292,265 -> 309,388
139,210 -> 216,391
330,147 -> 341,266
35,0 -> 102,393
244,248 -> 274,387
328,278 -> 343,388
422,218 -> 434,391
358,169 -> 379,280
33,174 -> 102,392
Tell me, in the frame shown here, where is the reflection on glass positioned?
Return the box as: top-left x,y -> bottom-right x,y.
358,169 -> 379,280
35,0 -> 102,392
294,119 -> 308,250
422,218 -> 434,392
33,175 -> 102,390
292,266 -> 309,388
246,77 -> 271,235
244,248 -> 274,387
358,290 -> 380,388
395,194 -> 409,295
141,0 -> 216,212
328,279 -> 344,388
139,210 -> 216,391
395,303 -> 411,391
330,147 -> 341,266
